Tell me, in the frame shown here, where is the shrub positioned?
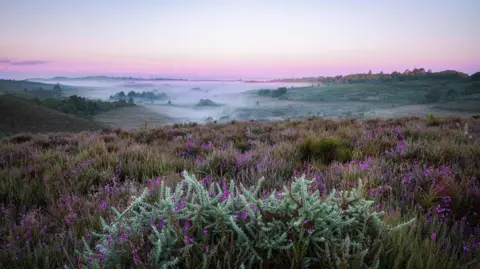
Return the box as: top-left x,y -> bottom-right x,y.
299,138 -> 352,164
426,113 -> 440,126
77,172 -> 414,268
234,140 -> 251,153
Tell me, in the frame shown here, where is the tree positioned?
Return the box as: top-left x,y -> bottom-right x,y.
116,91 -> 126,99
471,72 -> 480,81
53,83 -> 62,95
128,96 -> 134,104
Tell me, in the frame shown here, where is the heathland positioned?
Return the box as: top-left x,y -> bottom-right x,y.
0,116 -> 479,268
0,69 -> 479,268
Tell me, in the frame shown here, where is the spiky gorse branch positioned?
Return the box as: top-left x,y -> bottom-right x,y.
77,171 -> 414,268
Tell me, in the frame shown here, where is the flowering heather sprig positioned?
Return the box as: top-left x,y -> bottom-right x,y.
132,248 -> 142,265
71,159 -> 94,175
431,232 -> 437,241
369,185 -> 392,199
201,141 -> 213,150
98,200 -> 108,212
147,177 -> 163,190
235,151 -> 253,168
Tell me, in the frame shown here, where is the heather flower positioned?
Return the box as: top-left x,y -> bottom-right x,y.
98,200 -> 108,212
132,248 -> 142,265
40,225 -> 47,233
236,210 -> 248,220
120,232 -> 128,242
183,235 -> 194,245
175,197 -> 185,212
431,232 -> 437,241
184,220 -> 190,231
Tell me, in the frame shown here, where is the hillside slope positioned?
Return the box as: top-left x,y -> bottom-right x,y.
0,95 -> 102,134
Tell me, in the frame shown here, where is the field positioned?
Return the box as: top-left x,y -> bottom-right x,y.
1,115 -> 479,268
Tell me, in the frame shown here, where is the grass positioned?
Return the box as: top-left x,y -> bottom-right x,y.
273,79 -> 480,112
0,115 -> 479,268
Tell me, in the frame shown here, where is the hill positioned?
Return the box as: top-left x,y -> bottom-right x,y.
0,95 -> 101,134
263,68 -> 474,84
0,79 -> 78,100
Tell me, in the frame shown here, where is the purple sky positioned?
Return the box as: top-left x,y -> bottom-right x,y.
1,0 -> 479,79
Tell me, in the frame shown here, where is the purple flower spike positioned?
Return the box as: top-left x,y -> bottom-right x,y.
431,232 -> 437,241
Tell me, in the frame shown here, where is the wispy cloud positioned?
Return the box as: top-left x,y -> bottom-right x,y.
10,60 -> 50,66
0,59 -> 11,64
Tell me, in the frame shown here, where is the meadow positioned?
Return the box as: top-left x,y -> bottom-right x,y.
0,115 -> 479,268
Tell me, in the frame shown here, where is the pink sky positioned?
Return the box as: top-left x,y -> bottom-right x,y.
1,0 -> 479,79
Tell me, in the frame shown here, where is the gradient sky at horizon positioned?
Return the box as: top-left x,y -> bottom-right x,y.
1,0 -> 479,79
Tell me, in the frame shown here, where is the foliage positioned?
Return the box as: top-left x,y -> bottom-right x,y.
268,68 -> 471,84
43,95 -> 134,119
426,113 -> 440,126
299,137 -> 353,164
471,72 -> 480,82
77,173 -> 415,268
257,87 -> 288,98
197,99 -> 219,107
110,90 -> 168,102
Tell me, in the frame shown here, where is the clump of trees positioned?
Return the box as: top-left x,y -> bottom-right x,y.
110,90 -> 168,102
471,72 -> 480,82
257,87 -> 288,98
270,68 -> 472,85
196,99 -> 218,107
43,95 -> 134,119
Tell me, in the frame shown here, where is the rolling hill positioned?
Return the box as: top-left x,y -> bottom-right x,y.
0,95 -> 102,134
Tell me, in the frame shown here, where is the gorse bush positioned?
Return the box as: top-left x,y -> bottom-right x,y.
426,113 -> 440,127
78,172 -> 414,268
299,137 -> 353,164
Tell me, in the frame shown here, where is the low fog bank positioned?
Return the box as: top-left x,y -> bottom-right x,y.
34,79 -> 474,127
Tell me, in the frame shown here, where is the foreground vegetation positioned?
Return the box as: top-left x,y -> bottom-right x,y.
0,115 -> 479,268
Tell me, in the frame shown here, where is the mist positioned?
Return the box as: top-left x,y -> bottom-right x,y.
33,78 -> 307,125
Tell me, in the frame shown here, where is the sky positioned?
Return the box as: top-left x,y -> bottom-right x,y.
0,0 -> 479,79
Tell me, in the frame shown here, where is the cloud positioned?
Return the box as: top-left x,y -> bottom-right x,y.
10,60 -> 50,66
0,59 -> 11,64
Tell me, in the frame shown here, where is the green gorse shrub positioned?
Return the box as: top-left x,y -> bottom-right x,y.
77,171 -> 414,268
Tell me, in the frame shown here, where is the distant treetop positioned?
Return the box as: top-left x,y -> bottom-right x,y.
265,68 -> 473,85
